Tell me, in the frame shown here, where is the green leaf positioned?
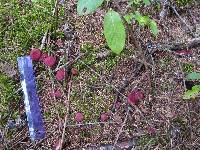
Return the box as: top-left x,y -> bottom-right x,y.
124,13 -> 134,24
143,0 -> 150,5
183,84 -> 200,100
104,10 -> 126,54
77,0 -> 104,16
183,90 -> 196,99
186,72 -> 200,80
192,85 -> 200,91
133,11 -> 149,26
150,20 -> 158,36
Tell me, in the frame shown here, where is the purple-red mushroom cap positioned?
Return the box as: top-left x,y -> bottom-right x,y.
51,89 -> 62,98
127,89 -> 144,105
100,113 -> 109,122
55,69 -> 66,81
43,56 -> 57,67
147,126 -> 156,135
71,68 -> 78,76
114,101 -> 121,110
75,112 -> 84,122
39,53 -> 48,61
30,48 -> 42,61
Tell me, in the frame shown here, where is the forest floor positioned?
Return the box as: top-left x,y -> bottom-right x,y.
0,0 -> 200,150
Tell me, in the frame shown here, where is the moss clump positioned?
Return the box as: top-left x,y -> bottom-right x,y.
175,0 -> 193,6
0,74 -> 20,124
182,63 -> 194,73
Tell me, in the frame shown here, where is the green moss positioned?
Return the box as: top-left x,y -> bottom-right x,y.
159,56 -> 173,68
44,111 -> 51,121
175,0 -> 192,6
182,63 -> 195,73
137,134 -> 157,149
57,102 -> 67,118
70,85 -> 113,122
0,74 -> 20,125
80,130 -> 91,139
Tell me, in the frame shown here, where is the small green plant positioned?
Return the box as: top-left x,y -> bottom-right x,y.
77,0 -> 158,54
183,85 -> 200,100
183,72 -> 200,100
128,0 -> 150,6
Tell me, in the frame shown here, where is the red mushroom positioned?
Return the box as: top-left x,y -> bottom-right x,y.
175,50 -> 192,56
51,89 -> 62,98
39,53 -> 48,61
147,126 -> 156,135
127,89 -> 144,105
75,112 -> 84,122
55,69 -> 66,81
71,68 -> 78,76
100,113 -> 109,122
114,101 -> 121,110
30,48 -> 42,61
43,56 -> 56,67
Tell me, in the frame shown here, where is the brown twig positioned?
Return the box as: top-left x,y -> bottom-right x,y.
60,80 -> 72,150
111,109 -> 129,150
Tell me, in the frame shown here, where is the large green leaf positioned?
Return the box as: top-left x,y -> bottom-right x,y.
186,72 -> 200,80
77,0 -> 104,16
104,10 -> 126,54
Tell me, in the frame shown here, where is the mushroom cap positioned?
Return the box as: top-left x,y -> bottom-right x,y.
75,112 -> 84,122
43,56 -> 56,67
71,68 -> 78,76
51,89 -> 62,98
100,113 -> 109,122
55,69 -> 66,81
39,53 -> 48,61
114,101 -> 121,109
30,48 -> 42,61
127,89 -> 144,105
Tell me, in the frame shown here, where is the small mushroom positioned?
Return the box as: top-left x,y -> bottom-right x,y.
75,112 -> 84,122
30,48 -> 42,61
55,69 -> 66,81
43,56 -> 57,67
71,68 -> 78,76
51,89 -> 62,98
127,89 -> 144,105
100,113 -> 109,122
39,53 -> 48,61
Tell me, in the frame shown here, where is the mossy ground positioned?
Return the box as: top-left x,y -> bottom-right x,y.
0,0 -> 200,149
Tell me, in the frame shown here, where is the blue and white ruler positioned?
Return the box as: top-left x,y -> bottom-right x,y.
17,56 -> 45,140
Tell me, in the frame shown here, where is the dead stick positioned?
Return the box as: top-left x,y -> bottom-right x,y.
112,109 -> 129,150
60,80 -> 72,150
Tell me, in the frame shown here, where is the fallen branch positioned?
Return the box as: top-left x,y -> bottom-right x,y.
60,80 -> 72,150
170,37 -> 200,51
112,109 -> 129,150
